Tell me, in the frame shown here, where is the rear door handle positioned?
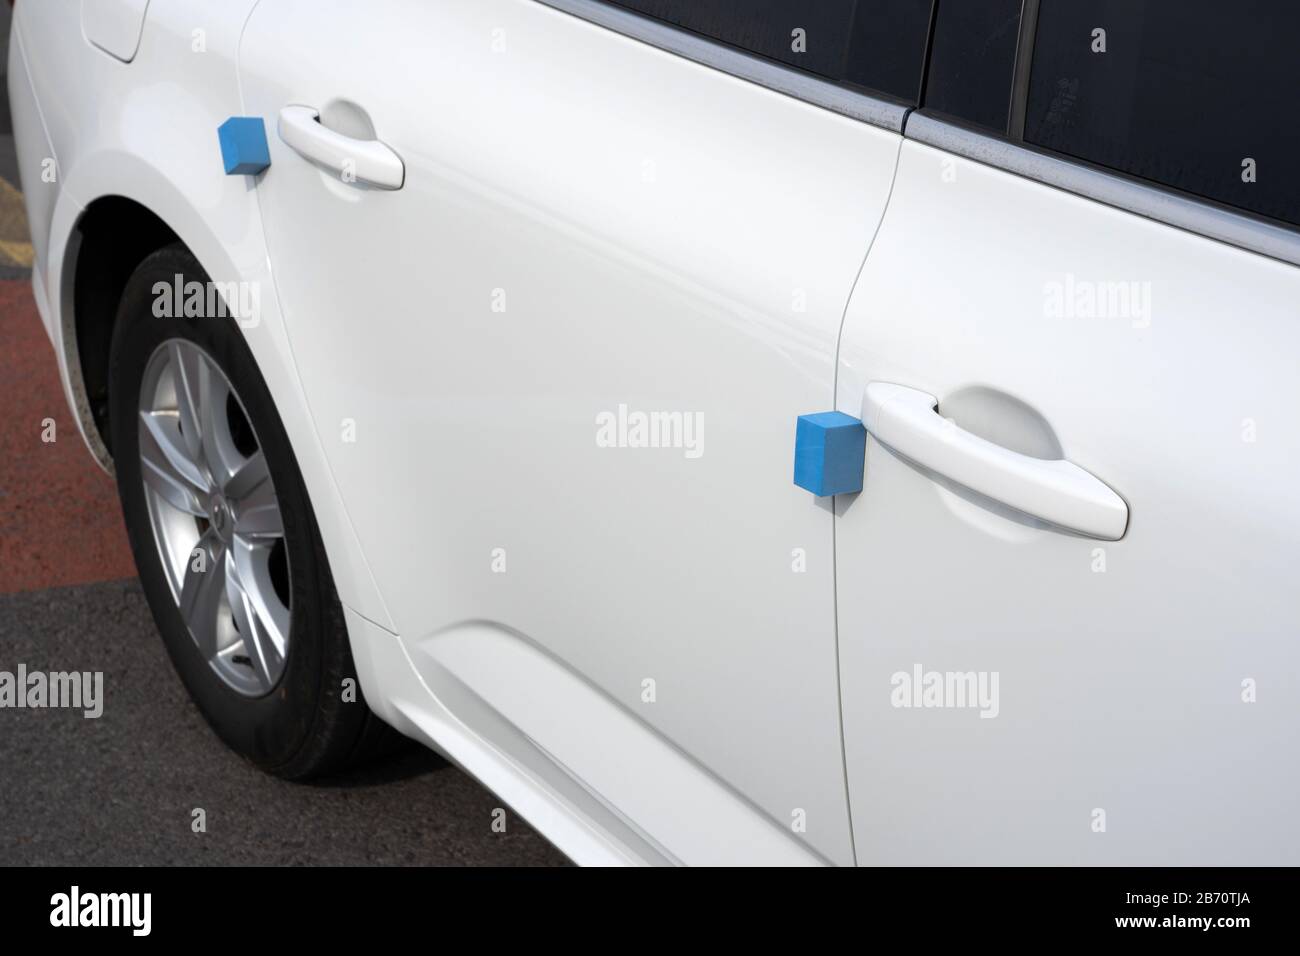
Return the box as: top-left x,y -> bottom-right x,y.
277,105 -> 405,190
862,383 -> 1128,540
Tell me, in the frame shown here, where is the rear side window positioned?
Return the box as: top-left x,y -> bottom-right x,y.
1025,0 -> 1300,228
602,0 -> 934,104
921,0 -> 1023,133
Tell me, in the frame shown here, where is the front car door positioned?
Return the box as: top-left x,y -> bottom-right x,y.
239,0 -> 927,863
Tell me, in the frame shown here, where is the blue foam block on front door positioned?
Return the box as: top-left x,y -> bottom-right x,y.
218,116 -> 271,176
793,411 -> 867,496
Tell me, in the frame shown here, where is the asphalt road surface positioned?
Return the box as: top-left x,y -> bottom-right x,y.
0,7 -> 567,867
0,581 -> 566,866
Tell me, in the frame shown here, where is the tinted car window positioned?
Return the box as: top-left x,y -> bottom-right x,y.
1025,0 -> 1300,227
603,0 -> 933,104
921,0 -> 1023,132
843,0 -> 934,103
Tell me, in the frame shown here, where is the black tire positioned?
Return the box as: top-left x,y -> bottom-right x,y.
108,243 -> 398,778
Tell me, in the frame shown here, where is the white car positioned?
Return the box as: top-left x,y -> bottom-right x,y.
10,0 -> 1299,866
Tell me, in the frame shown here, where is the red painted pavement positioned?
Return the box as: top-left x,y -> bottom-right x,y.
0,279 -> 137,593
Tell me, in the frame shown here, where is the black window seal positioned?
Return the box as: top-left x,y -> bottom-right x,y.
1007,0 -> 1039,140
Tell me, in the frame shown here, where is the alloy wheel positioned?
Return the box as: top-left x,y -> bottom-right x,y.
136,339 -> 292,697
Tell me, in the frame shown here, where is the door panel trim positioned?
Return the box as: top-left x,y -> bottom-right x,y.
533,0 -> 910,133
906,112 -> 1300,269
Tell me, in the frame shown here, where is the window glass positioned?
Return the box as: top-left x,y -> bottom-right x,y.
1026,0 -> 1300,227
844,0 -> 934,103
921,0 -> 1023,132
603,1 -> 933,104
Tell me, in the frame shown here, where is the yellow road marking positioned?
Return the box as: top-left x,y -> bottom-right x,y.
0,174 -> 34,269
0,238 -> 34,267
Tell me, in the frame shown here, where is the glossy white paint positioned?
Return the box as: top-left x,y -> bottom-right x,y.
344,607 -> 666,866
862,382 -> 1128,540
80,0 -> 151,63
238,0 -> 902,866
836,140 -> 1300,864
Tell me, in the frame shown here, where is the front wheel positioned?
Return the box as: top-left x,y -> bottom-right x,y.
108,244 -> 395,778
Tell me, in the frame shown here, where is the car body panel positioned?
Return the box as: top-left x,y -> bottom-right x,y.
80,0 -> 151,64
836,139 -> 1300,864
236,0 -> 906,864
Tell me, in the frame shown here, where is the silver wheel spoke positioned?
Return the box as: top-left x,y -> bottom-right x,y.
230,538 -> 290,665
197,358 -> 234,486
224,450 -> 270,501
226,453 -> 284,540
169,341 -> 205,464
235,504 -> 284,541
139,411 -> 209,515
225,551 -> 281,691
178,533 -> 226,658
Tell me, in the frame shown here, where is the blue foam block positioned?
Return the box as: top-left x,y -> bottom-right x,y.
793,411 -> 866,497
218,116 -> 271,176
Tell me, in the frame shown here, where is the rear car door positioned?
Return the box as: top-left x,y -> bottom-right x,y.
239,0 -> 925,863
836,0 -> 1300,863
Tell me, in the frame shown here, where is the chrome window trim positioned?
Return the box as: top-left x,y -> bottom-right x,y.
906,113 -> 1300,269
533,0 -> 910,133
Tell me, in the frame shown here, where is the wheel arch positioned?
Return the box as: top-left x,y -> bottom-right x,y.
67,195 -> 181,463
48,150 -> 399,633
49,145 -> 247,474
